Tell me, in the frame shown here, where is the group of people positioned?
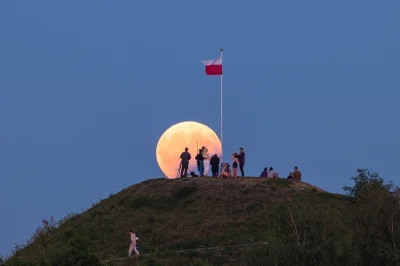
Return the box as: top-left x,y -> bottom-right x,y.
179,146 -> 302,181
259,166 -> 302,181
179,147 -> 246,178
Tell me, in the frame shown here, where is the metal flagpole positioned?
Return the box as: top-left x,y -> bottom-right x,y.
220,48 -> 223,162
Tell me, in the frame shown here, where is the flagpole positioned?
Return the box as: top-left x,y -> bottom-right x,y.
220,48 -> 223,161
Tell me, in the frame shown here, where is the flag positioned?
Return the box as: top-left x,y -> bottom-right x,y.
201,56 -> 222,75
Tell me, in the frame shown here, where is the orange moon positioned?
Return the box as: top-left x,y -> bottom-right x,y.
156,121 -> 222,179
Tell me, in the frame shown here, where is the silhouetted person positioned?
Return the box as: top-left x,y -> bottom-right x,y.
210,154 -> 220,177
195,149 -> 204,176
237,147 -> 245,177
179,147 -> 191,177
287,172 -> 293,179
292,166 -> 302,181
260,167 -> 268,177
190,171 -> 198,177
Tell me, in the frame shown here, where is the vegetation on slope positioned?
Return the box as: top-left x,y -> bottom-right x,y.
3,169 -> 400,266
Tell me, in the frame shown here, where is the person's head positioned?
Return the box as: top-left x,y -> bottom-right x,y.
239,147 -> 243,152
129,229 -> 134,234
294,166 -> 298,171
214,154 -> 217,157
185,147 -> 188,152
264,167 -> 268,171
199,149 -> 202,154
269,167 -> 273,171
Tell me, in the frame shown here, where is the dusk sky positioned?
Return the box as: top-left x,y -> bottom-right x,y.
1,0 -> 399,257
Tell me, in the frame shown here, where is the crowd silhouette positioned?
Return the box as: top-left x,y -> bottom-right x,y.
179,147 -> 302,181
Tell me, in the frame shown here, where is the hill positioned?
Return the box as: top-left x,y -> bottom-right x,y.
3,170 -> 400,266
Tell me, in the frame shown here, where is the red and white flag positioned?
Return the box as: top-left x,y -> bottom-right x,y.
201,56 -> 222,75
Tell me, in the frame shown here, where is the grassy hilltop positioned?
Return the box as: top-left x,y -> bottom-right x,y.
3,169 -> 400,266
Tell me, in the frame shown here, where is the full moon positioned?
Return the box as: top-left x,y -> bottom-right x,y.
156,121 -> 222,179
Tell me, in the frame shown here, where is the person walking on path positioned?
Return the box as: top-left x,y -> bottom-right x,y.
230,153 -> 239,177
210,154 -> 220,177
128,230 -> 140,256
179,147 -> 191,177
237,148 -> 246,177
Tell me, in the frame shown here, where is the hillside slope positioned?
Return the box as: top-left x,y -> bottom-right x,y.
3,177 -> 362,265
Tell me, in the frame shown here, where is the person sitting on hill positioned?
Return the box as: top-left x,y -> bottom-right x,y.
259,167 -> 268,177
220,162 -> 231,178
291,166 -> 302,181
190,171 -> 199,177
267,167 -> 278,178
287,172 -> 293,179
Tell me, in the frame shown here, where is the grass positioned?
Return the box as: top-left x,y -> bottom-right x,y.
4,177 -> 351,266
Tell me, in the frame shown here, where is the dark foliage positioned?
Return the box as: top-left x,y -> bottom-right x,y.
4,171 -> 400,265
4,236 -> 100,266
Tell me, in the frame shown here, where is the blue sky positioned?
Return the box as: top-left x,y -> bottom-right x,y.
1,0 -> 399,257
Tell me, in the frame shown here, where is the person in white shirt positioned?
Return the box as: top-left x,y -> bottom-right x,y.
267,167 -> 278,178
128,229 -> 140,256
202,147 -> 210,176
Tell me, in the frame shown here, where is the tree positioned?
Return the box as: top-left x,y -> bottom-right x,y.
343,168 -> 400,264
343,168 -> 398,199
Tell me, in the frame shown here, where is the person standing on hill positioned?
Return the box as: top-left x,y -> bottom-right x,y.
237,148 -> 246,177
128,230 -> 140,256
179,147 -> 191,177
202,147 -> 210,176
210,154 -> 220,177
292,166 -> 302,181
195,149 -> 204,176
230,153 -> 239,177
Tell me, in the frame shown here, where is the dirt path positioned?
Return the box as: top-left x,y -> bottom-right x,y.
101,241 -> 268,264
